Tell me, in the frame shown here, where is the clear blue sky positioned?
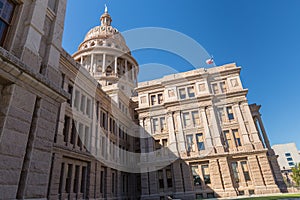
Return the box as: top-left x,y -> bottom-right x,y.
62,0 -> 300,149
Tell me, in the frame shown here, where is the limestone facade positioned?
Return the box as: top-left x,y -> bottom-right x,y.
136,66 -> 286,199
0,1 -> 286,199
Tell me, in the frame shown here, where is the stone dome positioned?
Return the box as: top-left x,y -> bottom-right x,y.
78,9 -> 130,53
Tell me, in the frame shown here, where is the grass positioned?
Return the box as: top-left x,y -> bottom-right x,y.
231,193 -> 300,200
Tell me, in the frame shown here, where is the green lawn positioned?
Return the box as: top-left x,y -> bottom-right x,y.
231,193 -> 300,200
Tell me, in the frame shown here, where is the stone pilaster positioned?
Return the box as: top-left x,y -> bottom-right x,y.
200,108 -> 213,150
208,107 -> 224,153
167,112 -> 178,155
233,104 -> 253,151
174,111 -> 186,154
218,157 -> 236,197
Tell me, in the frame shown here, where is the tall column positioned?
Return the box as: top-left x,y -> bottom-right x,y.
208,107 -> 224,152
200,108 -> 213,149
114,57 -> 118,75
233,104 -> 252,151
102,54 -> 106,73
242,103 -> 264,149
256,115 -> 271,150
91,53 -> 95,73
175,111 -> 186,154
80,56 -> 83,65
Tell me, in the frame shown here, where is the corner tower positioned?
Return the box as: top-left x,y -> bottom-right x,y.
73,6 -> 139,99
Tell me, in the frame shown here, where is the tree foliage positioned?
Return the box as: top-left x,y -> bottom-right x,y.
291,163 -> 300,187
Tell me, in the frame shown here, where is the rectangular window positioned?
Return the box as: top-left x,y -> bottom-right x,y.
287,157 -> 293,161
86,98 -> 91,117
67,85 -> 73,105
74,90 -> 80,109
73,165 -> 80,193
187,86 -> 195,98
285,153 -> 291,157
201,165 -> 211,184
81,166 -> 87,193
191,111 -> 200,126
158,170 -> 164,189
70,120 -> 76,145
186,135 -> 194,152
289,162 -> 295,167
80,95 -> 86,113
231,162 -> 239,183
153,118 -> 159,132
212,83 -> 219,94
191,165 -> 201,186
151,95 -> 156,105
0,0 -> 15,46
241,161 -> 251,181
100,170 -> 104,193
112,172 -> 115,193
58,163 -> 65,194
226,106 -> 234,120
166,167 -> 173,188
233,129 -> 242,146
179,88 -> 186,99
158,93 -> 164,104
224,130 -> 233,149
160,117 -> 166,131
220,81 -> 227,93
63,116 -> 70,143
196,133 -> 205,151
65,164 -> 73,193
183,112 -> 190,127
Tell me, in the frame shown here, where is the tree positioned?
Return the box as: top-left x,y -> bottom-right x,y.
291,163 -> 300,187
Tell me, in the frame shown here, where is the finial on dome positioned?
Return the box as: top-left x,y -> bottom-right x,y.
104,4 -> 108,13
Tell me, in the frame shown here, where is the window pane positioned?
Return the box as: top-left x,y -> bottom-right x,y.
233,129 -> 241,146
192,111 -> 200,126
226,106 -> 234,120
196,133 -> 205,151
241,161 -> 251,181
160,117 -> 166,131
179,88 -> 186,99
158,170 -> 164,188
212,83 -> 219,94
166,168 -> 173,188
231,162 -> 239,183
158,93 -> 163,104
220,81 -> 227,93
191,165 -> 201,186
151,95 -> 156,105
201,165 -> 211,184
183,112 -> 190,127
2,1 -> 14,22
153,118 -> 159,132
224,130 -> 233,149
285,153 -> 291,157
187,86 -> 195,98
186,135 -> 194,152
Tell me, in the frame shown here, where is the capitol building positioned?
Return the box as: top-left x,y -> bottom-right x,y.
0,0 -> 287,199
